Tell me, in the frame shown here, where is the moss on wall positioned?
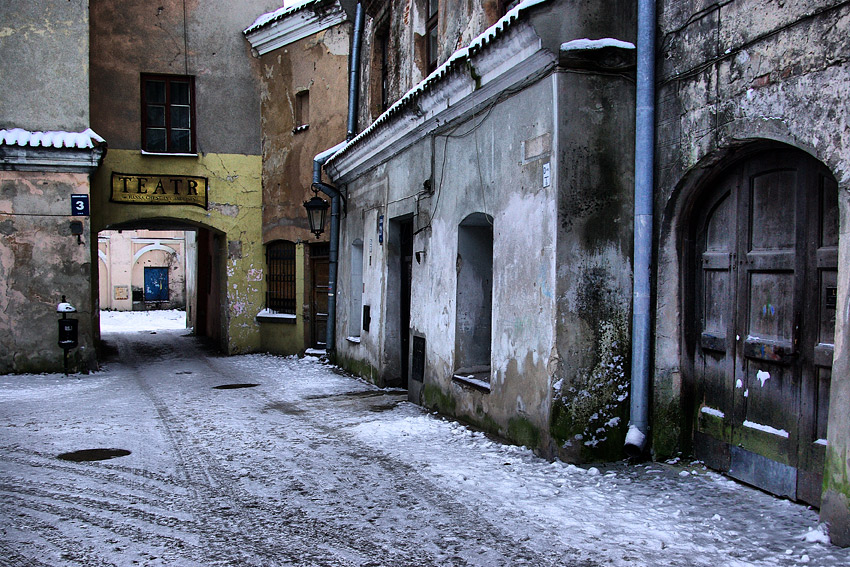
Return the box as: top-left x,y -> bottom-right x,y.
334,352 -> 381,386
551,311 -> 631,462
507,416 -> 541,448
423,383 -> 457,415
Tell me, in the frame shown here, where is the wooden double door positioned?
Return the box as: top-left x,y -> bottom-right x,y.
692,148 -> 838,506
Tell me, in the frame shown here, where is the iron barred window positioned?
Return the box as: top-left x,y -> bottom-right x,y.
266,241 -> 296,314
141,74 -> 196,154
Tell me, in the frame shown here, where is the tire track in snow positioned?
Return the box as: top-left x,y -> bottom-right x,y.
112,332 -> 372,567
205,354 -> 600,567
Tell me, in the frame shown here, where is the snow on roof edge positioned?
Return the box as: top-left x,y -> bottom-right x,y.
0,128 -> 106,150
324,0 -> 551,169
244,0 -> 322,34
560,38 -> 635,52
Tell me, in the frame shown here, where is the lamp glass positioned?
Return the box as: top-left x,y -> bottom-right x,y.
304,195 -> 329,238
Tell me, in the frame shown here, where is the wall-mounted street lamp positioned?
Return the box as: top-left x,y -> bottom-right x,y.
304,192 -> 330,238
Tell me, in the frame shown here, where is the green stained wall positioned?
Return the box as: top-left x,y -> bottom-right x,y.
91,149 -> 264,354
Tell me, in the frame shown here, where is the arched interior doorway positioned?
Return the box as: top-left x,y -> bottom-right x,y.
687,146 -> 838,506
97,218 -> 226,349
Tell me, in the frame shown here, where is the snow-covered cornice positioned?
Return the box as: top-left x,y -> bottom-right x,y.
244,0 -> 350,56
0,128 -> 106,172
324,15 -> 554,183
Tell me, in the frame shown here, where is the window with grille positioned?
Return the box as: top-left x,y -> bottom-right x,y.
141,74 -> 196,154
266,241 -> 296,314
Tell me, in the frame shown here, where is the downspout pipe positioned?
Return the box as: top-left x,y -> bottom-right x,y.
312,146 -> 346,353
311,2 -> 363,353
625,0 -> 656,457
346,2 -> 365,141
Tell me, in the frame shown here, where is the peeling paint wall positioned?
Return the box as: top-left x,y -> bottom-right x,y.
652,0 -> 850,542
255,15 -> 352,354
0,171 -> 97,373
90,150 -> 265,353
258,24 -> 351,245
336,72 -> 559,449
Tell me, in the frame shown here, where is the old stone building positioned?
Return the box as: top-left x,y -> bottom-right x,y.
650,0 -> 850,544
303,0 -> 850,544
2,0 -> 850,546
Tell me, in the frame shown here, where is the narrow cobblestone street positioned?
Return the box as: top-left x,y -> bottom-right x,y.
1,329 -> 849,566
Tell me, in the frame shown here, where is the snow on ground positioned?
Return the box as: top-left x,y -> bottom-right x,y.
100,309 -> 187,332
1,312 -> 849,565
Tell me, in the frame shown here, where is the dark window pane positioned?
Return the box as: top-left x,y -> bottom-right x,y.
171,105 -> 190,129
428,26 -> 438,70
146,128 -> 166,152
171,129 -> 191,153
428,0 -> 438,19
171,81 -> 190,105
146,80 -> 166,104
147,105 -> 165,127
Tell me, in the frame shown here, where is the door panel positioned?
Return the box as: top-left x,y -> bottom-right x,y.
692,148 -> 837,506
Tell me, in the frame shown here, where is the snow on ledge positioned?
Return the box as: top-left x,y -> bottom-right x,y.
560,38 -> 635,52
0,127 -> 105,149
256,308 -> 297,321
325,0 -> 551,167
743,420 -> 789,438
245,0 -> 319,33
700,406 -> 725,418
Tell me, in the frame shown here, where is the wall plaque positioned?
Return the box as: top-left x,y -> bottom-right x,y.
111,172 -> 208,208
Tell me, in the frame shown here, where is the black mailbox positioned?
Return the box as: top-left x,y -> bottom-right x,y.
58,318 -> 78,349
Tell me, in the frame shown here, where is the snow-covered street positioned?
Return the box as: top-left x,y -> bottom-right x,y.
1,320 -> 849,566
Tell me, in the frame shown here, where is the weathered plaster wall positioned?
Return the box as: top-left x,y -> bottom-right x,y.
550,68 -> 636,463
0,0 -> 90,131
336,77 -> 559,449
91,150 -> 265,353
652,0 -> 850,543
258,24 -> 351,244
0,171 -> 96,373
89,0 -> 279,155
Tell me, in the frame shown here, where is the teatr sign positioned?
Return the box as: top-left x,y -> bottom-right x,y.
111,172 -> 208,208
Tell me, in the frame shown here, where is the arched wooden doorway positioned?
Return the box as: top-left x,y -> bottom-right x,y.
689,147 -> 838,506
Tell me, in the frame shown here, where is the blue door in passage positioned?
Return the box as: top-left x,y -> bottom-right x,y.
144,267 -> 169,301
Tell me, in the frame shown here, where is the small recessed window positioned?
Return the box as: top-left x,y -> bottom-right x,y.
141,74 -> 196,154
294,90 -> 310,132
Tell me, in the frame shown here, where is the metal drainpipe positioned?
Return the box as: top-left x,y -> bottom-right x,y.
625,0 -> 656,457
347,3 -> 364,141
310,3 -> 363,353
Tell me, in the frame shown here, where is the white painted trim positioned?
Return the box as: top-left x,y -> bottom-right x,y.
326,23 -> 554,183
133,243 -> 179,264
244,2 -> 348,55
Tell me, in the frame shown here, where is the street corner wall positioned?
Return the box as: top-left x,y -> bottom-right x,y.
91,150 -> 265,354
652,0 -> 850,460
550,69 -> 636,463
0,171 -> 96,374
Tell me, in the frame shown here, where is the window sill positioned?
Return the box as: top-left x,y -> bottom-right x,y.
141,150 -> 199,157
292,124 -> 309,134
452,367 -> 491,393
256,309 -> 296,324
